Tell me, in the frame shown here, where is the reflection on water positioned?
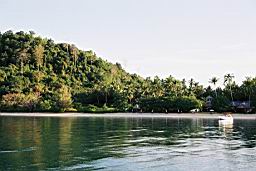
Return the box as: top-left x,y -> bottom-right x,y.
1,116 -> 256,170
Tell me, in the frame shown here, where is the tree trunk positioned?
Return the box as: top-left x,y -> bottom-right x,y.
249,94 -> 251,108
230,85 -> 234,105
105,92 -> 108,104
97,96 -> 99,105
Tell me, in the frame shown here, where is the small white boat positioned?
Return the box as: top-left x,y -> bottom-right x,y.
218,116 -> 233,121
218,114 -> 233,126
218,114 -> 233,121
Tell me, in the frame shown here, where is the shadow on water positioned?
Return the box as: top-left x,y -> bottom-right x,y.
1,116 -> 256,170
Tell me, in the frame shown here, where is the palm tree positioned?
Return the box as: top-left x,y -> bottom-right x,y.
188,78 -> 195,96
164,75 -> 177,97
181,79 -> 187,96
152,76 -> 164,97
173,80 -> 178,97
209,77 -> 219,97
224,73 -> 235,104
243,77 -> 253,107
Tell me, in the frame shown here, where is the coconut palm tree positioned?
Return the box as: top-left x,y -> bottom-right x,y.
224,73 -> 235,104
188,78 -> 195,96
209,77 -> 219,97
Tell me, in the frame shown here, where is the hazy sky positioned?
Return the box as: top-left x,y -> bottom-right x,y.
1,0 -> 256,86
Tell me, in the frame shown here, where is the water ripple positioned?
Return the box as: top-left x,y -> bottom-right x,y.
0,147 -> 37,154
1,117 -> 256,171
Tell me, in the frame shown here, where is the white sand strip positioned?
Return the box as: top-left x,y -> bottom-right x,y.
1,113 -> 256,120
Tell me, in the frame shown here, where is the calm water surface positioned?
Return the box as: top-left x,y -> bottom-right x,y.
1,115 -> 256,171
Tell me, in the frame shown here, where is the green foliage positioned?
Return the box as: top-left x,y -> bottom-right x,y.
0,69 -> 6,81
0,30 -> 255,113
38,100 -> 52,111
175,96 -> 203,112
139,96 -> 203,113
74,103 -> 117,113
211,95 -> 231,112
52,85 -> 73,112
0,92 -> 39,112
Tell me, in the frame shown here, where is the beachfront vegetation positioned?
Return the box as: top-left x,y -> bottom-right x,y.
0,30 -> 256,113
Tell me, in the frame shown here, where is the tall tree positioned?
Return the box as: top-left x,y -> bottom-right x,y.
209,77 -> 219,97
17,48 -> 29,74
224,73 -> 235,103
70,44 -> 79,71
242,77 -> 253,106
188,78 -> 195,96
54,85 -> 72,112
33,44 -> 44,70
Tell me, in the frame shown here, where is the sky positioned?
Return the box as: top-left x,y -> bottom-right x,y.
1,0 -> 256,86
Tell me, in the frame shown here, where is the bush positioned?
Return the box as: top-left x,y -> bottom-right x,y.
38,100 -> 52,112
174,96 -> 202,112
0,92 -> 40,112
52,85 -> 73,112
139,96 -> 203,113
74,103 -> 117,113
212,95 -> 231,112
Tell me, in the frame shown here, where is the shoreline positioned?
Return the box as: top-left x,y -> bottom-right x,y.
1,113 -> 256,120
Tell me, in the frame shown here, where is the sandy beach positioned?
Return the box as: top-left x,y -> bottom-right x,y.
1,112 -> 256,120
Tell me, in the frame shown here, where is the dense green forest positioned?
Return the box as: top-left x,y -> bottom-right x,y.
0,31 -> 256,113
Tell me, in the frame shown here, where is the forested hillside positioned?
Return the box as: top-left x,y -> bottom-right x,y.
0,31 -> 256,113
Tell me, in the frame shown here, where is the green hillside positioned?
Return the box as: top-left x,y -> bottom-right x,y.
1,31 -> 256,113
